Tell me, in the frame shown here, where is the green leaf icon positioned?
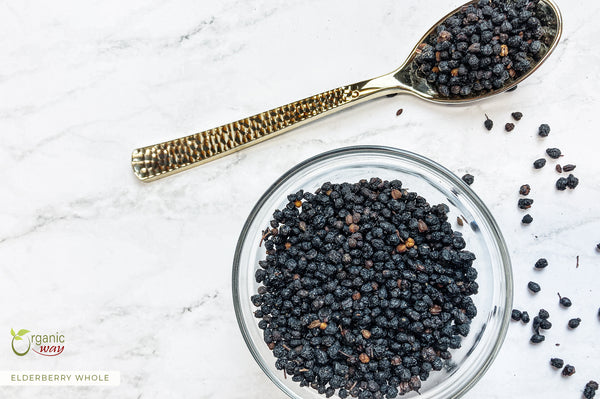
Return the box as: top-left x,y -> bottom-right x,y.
17,329 -> 29,336
14,336 -> 22,341
11,328 -> 16,337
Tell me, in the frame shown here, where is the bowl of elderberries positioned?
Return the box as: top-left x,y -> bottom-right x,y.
233,146 -> 512,399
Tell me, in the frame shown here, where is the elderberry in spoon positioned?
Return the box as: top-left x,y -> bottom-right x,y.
132,0 -> 562,182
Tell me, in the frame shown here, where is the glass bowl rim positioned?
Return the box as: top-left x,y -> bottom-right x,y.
232,145 -> 513,399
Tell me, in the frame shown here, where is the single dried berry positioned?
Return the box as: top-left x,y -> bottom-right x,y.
521,311 -> 530,323
568,318 -> 581,329
530,334 -> 545,343
558,293 -> 572,307
505,123 -> 515,132
512,112 -> 523,121
484,114 -> 494,131
550,358 -> 564,369
538,309 -> 550,320
538,124 -> 551,137
556,177 -> 568,191
511,309 -> 522,321
535,258 -> 548,269
566,174 -> 579,189
562,364 -> 576,376
518,198 -> 534,209
555,164 -> 562,173
539,319 -> 552,330
562,164 -> 576,172
533,158 -> 546,169
584,380 -> 598,399
546,148 -> 562,159
522,214 -> 533,224
519,184 -> 531,196
462,173 -> 475,185
528,281 -> 541,293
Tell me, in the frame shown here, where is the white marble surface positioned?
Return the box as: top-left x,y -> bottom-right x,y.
1,0 -> 599,398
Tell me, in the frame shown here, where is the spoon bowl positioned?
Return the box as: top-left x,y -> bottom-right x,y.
131,0 -> 562,182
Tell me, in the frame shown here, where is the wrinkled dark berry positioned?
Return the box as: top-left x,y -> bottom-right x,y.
558,294 -> 572,308
530,334 -> 545,343
512,112 -> 523,121
521,214 -> 533,224
556,177 -> 568,191
538,124 -> 551,137
538,309 -> 550,320
556,164 -> 563,173
505,123 -> 515,132
528,281 -> 541,293
562,164 -> 576,172
584,380 -> 598,399
566,174 -> 579,189
511,309 -> 522,321
562,364 -> 575,376
519,184 -> 531,196
550,358 -> 564,369
568,318 -> 581,329
539,319 -> 552,330
518,198 -> 534,209
520,311 -> 530,323
484,115 -> 494,130
535,258 -> 548,269
546,148 -> 562,159
462,174 -> 475,185
533,158 -> 546,169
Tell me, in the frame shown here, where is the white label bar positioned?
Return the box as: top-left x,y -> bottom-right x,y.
0,371 -> 120,386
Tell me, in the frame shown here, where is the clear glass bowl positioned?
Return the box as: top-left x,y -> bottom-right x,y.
233,146 -> 512,399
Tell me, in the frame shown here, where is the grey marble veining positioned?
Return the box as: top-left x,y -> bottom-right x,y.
0,0 -> 599,398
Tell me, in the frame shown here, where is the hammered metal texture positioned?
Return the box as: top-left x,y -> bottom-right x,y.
132,84 -> 363,181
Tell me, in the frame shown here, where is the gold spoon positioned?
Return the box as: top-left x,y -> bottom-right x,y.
131,0 -> 562,182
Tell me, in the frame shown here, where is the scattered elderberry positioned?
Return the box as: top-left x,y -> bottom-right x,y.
533,158 -> 546,169
253,178 -> 479,398
535,258 -> 548,269
568,318 -> 581,329
414,1 -> 552,98
462,173 -> 475,185
512,112 -> 523,121
521,311 -> 530,323
539,319 -> 552,330
546,148 -> 562,159
550,358 -> 564,369
484,115 -> 494,131
505,123 -> 515,132
538,124 -> 551,137
562,364 -> 576,377
522,214 -> 533,224
519,184 -> 531,196
511,309 -> 523,321
558,293 -> 572,308
584,381 -> 599,399
562,164 -> 576,172
518,198 -> 534,210
538,309 -> 550,320
566,174 -> 579,189
556,177 -> 568,191
528,281 -> 541,293
530,334 -> 545,344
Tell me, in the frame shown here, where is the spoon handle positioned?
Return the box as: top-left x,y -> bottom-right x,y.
131,75 -> 401,182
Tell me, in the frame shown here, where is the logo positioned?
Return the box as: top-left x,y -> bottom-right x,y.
10,329 -> 65,357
